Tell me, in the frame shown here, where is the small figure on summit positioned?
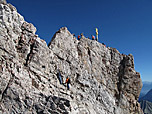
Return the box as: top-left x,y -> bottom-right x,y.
72,33 -> 76,40
92,35 -> 95,40
65,76 -> 70,90
102,43 -> 106,47
72,33 -> 75,37
81,33 -> 85,39
78,35 -> 80,40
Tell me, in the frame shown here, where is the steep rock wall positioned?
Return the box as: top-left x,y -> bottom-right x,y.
0,1 -> 143,114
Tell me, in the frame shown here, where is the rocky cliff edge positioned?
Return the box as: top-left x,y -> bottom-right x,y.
0,1 -> 143,114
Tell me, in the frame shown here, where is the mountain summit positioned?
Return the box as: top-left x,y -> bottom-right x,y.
0,1 -> 143,114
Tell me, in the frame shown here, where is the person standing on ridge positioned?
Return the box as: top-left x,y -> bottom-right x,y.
78,35 -> 80,40
92,35 -> 95,40
102,43 -> 106,47
65,76 -> 70,90
81,33 -> 85,39
72,33 -> 77,40
72,33 -> 75,37
95,28 -> 98,41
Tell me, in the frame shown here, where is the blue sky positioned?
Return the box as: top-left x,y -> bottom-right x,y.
7,0 -> 152,81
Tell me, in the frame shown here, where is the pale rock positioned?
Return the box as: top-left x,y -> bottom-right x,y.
0,1 -> 143,114
7,3 -> 17,11
0,0 -> 7,5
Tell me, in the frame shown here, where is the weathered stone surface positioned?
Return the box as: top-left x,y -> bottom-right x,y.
0,0 -> 7,5
0,1 -> 143,114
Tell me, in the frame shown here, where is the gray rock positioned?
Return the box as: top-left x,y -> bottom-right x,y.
7,3 -> 17,11
0,1 -> 143,114
0,0 -> 7,5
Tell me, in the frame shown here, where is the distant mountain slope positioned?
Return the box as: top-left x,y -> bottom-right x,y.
140,100 -> 152,114
140,89 -> 152,102
139,81 -> 152,99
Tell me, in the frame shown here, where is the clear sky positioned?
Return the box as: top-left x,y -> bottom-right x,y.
7,0 -> 152,81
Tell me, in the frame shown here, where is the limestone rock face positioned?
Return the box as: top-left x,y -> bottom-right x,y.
0,1 -> 143,114
0,0 -> 7,5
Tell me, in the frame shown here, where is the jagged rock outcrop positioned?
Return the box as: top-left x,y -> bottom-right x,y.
0,1 -> 143,114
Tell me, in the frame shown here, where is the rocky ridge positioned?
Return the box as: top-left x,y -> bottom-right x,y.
0,0 -> 143,114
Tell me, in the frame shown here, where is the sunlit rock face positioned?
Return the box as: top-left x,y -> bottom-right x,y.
0,1 -> 143,114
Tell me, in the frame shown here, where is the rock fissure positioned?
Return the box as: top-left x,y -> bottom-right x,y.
24,38 -> 36,66
116,57 -> 126,102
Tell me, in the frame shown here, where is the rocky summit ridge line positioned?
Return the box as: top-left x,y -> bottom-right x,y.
0,0 -> 143,114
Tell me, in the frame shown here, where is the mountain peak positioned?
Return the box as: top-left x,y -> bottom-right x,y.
0,1 -> 143,114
